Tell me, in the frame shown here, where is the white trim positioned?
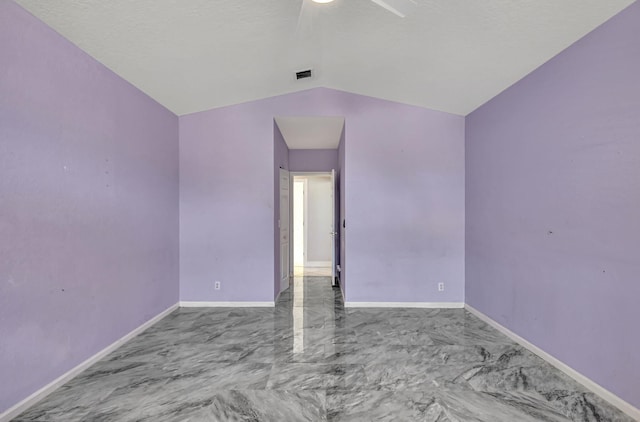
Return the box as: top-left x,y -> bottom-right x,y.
345,301 -> 464,308
179,301 -> 275,307
303,177 -> 309,268
464,304 -> 640,420
331,168 -> 337,285
0,303 -> 179,422
292,177 -> 307,268
278,168 -> 291,298
288,169 -> 294,285
292,172 -> 333,269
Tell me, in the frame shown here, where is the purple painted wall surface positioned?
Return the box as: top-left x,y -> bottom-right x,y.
0,2 -> 179,413
180,97 -> 282,302
288,149 -> 338,173
466,2 -> 640,408
344,94 -> 465,303
179,88 -> 465,304
273,123 -> 289,299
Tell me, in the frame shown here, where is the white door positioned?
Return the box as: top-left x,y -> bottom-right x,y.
279,169 -> 290,293
293,179 -> 305,267
331,169 -> 338,286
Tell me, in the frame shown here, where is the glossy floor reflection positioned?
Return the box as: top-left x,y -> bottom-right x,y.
13,277 -> 632,421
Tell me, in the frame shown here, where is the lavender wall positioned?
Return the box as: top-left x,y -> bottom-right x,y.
466,2 -> 640,408
344,94 -> 465,303
179,88 -> 465,304
273,123 -> 289,299
0,2 -> 179,414
180,96 -> 290,302
288,149 -> 338,172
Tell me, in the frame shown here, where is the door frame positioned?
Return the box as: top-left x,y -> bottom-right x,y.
279,168 -> 291,294
290,171 -> 335,273
292,178 -> 307,268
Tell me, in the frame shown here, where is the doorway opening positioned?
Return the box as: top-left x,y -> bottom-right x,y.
292,173 -> 334,278
273,115 -> 345,301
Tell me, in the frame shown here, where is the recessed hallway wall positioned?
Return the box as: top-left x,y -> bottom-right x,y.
289,149 -> 339,173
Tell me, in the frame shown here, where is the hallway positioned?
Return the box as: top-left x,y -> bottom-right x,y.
293,266 -> 332,277
13,277 -> 632,421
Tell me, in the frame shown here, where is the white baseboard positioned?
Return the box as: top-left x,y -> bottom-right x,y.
179,301 -> 275,307
345,301 -> 464,308
464,304 -> 640,420
0,303 -> 179,422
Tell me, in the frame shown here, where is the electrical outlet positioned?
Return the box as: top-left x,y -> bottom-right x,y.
214,281 -> 221,290
438,282 -> 445,292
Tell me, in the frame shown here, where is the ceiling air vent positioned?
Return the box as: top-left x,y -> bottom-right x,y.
296,69 -> 312,80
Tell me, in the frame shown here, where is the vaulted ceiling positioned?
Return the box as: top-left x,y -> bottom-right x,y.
14,0 -> 635,116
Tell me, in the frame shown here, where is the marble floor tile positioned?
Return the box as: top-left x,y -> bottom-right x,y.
294,266 -> 332,277
182,390 -> 327,422
434,385 -> 574,422
326,390 -> 445,421
12,276 -> 634,422
82,390 -> 327,422
266,363 -> 368,391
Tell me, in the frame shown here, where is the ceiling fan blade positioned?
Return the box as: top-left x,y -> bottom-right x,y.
371,0 -> 417,18
289,0 -> 321,71
295,0 -> 314,39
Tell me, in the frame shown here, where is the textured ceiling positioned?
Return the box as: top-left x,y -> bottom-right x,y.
275,116 -> 345,149
14,0 -> 635,116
